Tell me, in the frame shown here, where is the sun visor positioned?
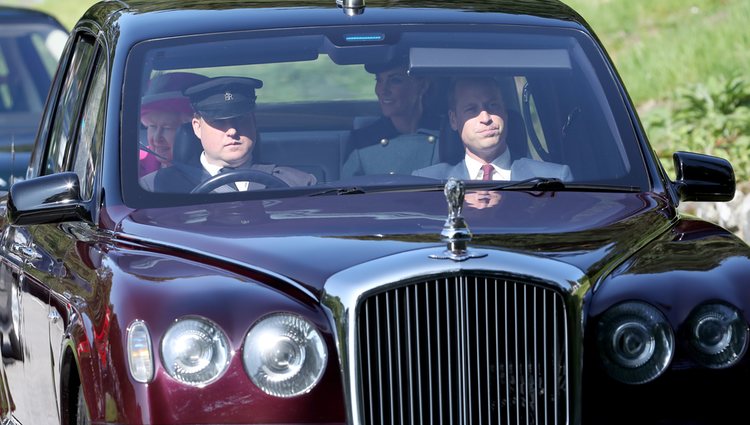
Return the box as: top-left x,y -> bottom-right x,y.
146,35 -> 322,70
407,47 -> 572,76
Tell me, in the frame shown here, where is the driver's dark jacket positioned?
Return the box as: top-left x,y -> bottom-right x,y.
141,157 -> 317,192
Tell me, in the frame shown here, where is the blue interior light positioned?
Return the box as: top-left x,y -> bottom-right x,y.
345,33 -> 385,42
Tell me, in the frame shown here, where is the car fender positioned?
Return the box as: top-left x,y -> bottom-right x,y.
590,217 -> 750,324
63,246 -> 338,423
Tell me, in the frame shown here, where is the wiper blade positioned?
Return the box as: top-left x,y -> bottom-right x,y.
489,177 -> 641,193
309,182 -> 450,196
309,186 -> 366,196
491,177 -> 566,191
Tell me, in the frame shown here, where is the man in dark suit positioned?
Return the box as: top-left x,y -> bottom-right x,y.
413,76 -> 571,181
145,76 -> 316,192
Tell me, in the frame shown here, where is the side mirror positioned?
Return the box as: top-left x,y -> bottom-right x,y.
7,172 -> 85,225
672,151 -> 735,202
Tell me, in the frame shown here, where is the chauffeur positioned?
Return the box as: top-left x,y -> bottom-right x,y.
147,76 -> 316,192
341,56 -> 441,177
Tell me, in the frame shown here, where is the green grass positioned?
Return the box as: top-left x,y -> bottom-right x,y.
563,0 -> 750,109
564,0 -> 750,184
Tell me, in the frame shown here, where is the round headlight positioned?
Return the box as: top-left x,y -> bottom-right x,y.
161,317 -> 230,386
685,303 -> 748,368
596,301 -> 674,384
243,313 -> 327,397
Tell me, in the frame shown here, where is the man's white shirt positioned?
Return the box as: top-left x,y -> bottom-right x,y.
201,152 -> 250,191
464,148 -> 511,181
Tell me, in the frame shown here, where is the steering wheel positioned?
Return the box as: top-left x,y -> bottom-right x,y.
191,168 -> 290,193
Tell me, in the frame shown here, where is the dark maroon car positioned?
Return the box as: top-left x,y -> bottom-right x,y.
0,0 -> 748,424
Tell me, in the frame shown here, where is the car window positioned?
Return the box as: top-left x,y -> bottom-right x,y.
43,34 -> 96,176
123,26 -> 650,206
72,50 -> 106,201
0,23 -> 65,114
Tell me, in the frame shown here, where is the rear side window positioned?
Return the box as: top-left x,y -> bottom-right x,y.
43,34 -> 96,176
72,53 -> 106,200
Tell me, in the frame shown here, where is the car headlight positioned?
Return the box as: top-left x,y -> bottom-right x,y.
243,313 -> 327,397
596,301 -> 674,384
161,317 -> 231,386
127,320 -> 154,383
685,303 -> 748,368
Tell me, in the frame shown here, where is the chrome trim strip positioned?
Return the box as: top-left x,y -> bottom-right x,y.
322,246 -> 587,425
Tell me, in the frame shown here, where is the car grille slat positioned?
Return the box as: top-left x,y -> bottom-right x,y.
357,275 -> 568,425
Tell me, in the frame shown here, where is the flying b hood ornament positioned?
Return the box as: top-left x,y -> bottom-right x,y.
430,178 -> 487,262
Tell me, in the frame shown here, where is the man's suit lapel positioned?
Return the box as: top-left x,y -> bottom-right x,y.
450,160 -> 470,180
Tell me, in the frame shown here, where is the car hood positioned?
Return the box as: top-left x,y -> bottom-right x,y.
121,190 -> 675,294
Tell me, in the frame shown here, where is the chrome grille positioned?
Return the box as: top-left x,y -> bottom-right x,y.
357,275 -> 568,425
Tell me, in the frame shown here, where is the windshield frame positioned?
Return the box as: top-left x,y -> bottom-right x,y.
121,23 -> 649,209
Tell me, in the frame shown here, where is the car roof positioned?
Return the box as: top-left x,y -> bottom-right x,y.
115,0 -> 577,13
78,0 -> 591,38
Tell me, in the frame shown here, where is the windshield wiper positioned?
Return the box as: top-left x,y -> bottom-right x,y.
309,186 -> 367,196
491,177 -> 566,191
309,181 -> 451,196
488,177 -> 641,193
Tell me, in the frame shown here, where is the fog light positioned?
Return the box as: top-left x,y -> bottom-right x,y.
596,302 -> 674,384
686,303 -> 748,368
243,313 -> 327,397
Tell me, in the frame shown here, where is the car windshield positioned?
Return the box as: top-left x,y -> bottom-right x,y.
123,24 -> 649,206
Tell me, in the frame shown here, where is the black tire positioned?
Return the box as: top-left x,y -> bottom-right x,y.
75,382 -> 90,425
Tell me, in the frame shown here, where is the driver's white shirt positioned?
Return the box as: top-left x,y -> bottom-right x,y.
201,152 -> 250,191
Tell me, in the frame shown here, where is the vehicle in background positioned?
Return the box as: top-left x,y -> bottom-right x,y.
0,7 -> 67,191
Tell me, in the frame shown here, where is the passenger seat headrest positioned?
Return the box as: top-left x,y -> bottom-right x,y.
172,122 -> 203,164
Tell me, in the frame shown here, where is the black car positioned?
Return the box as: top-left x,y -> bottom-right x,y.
0,7 -> 67,191
0,0 -> 747,424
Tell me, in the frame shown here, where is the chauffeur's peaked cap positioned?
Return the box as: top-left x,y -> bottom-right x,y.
184,76 -> 263,120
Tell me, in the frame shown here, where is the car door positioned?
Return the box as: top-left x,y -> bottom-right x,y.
48,46 -> 108,416
0,225 -> 30,363
15,31 -> 99,425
